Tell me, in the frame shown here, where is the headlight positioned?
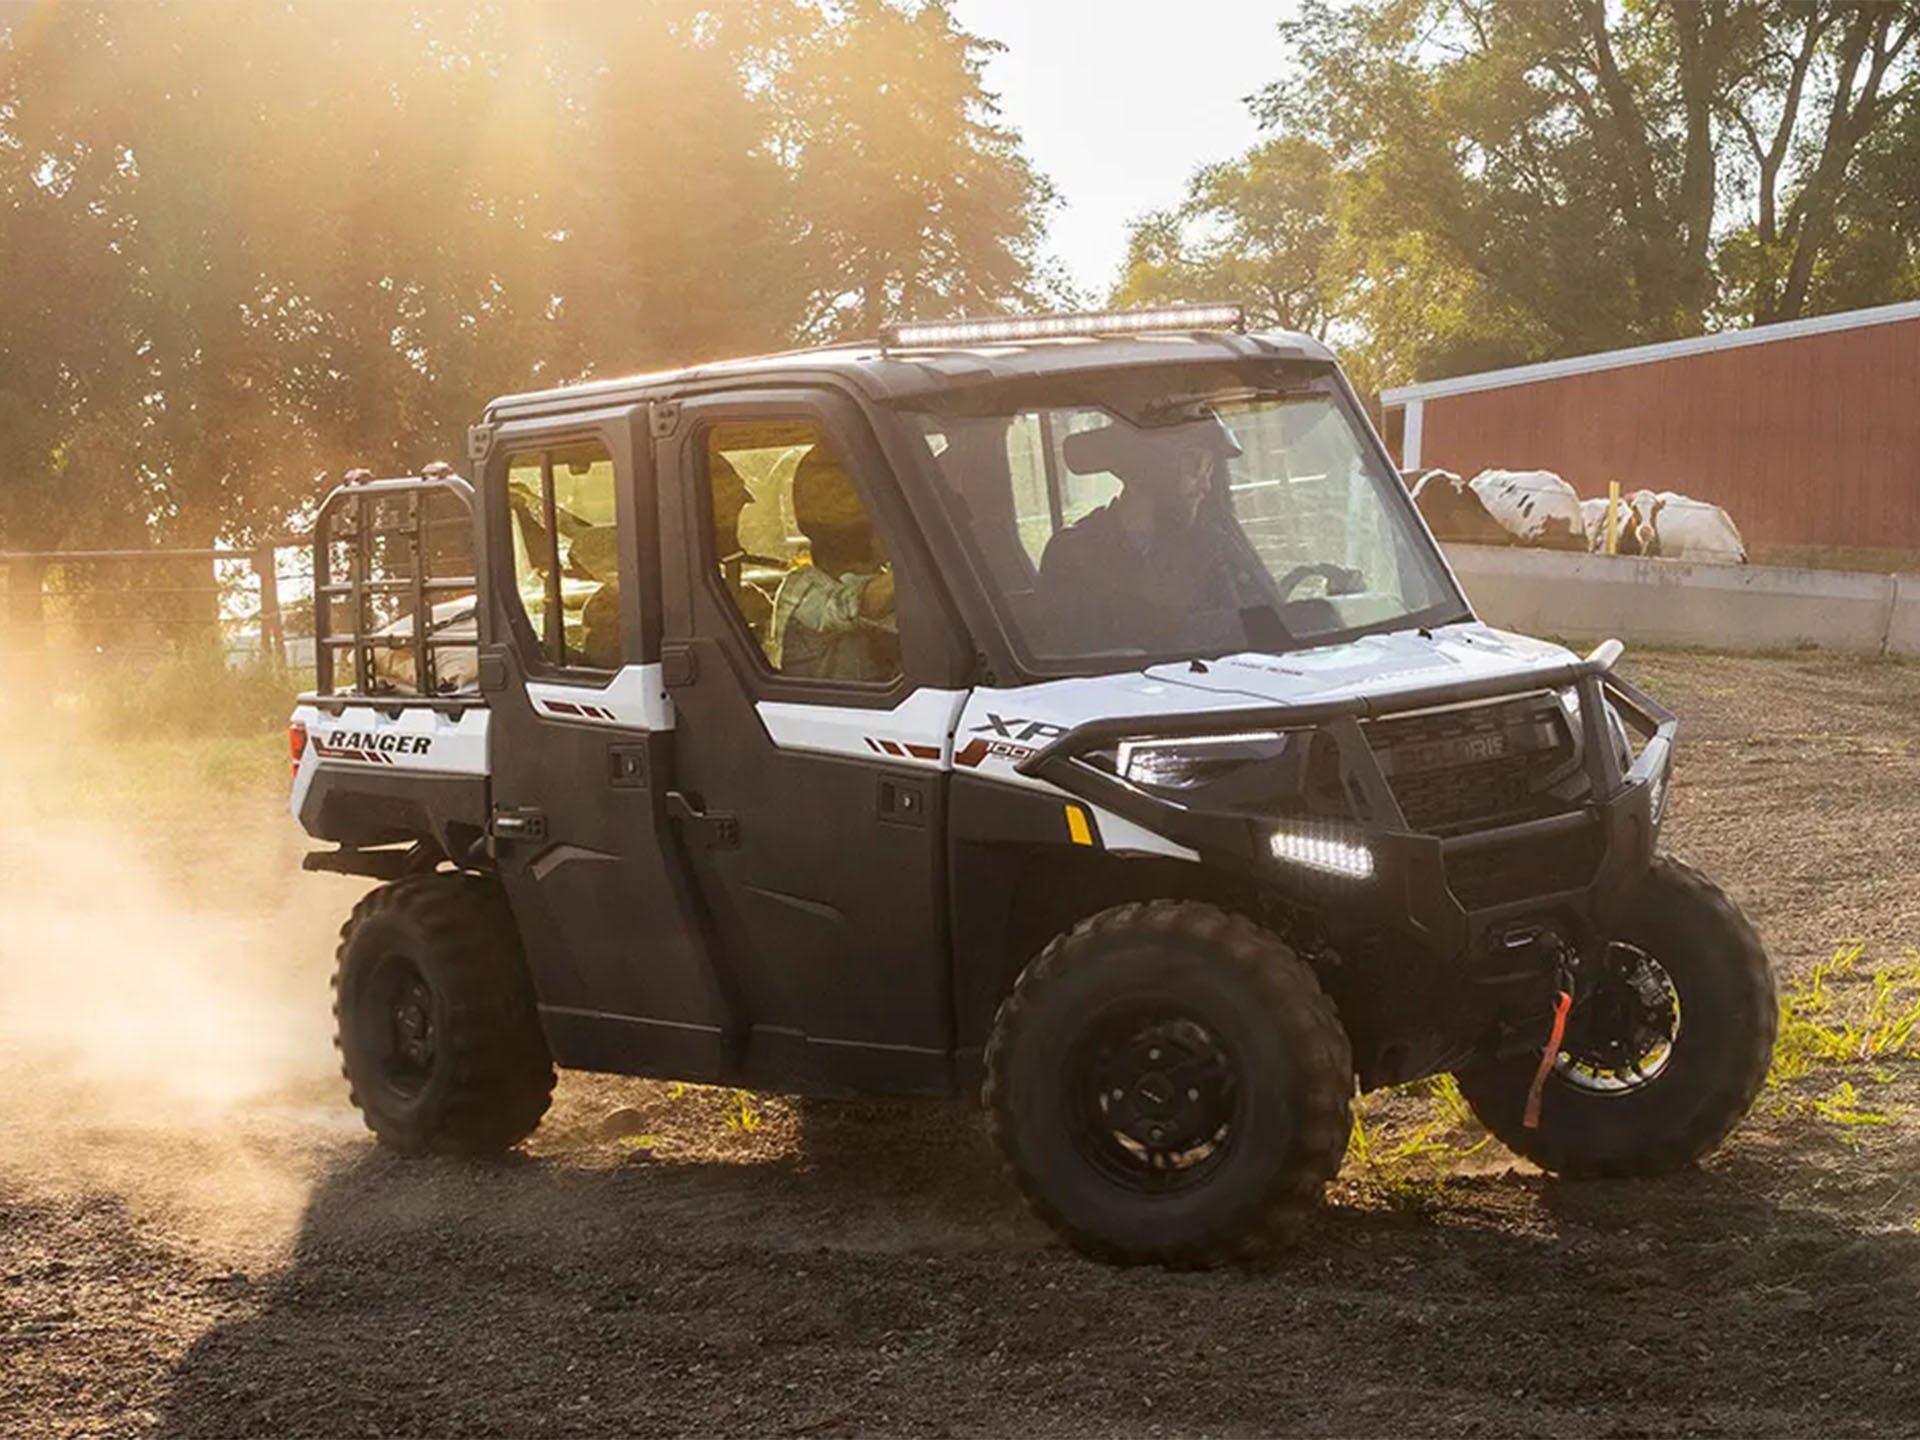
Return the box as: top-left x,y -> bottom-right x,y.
1108,730 -> 1290,791
1269,823 -> 1375,880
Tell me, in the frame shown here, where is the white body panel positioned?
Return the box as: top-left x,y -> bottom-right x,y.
526,663 -> 675,729
295,624 -> 1580,859
291,702 -> 491,816
745,622 -> 1580,791
946,622 -> 1578,859
754,687 -> 968,766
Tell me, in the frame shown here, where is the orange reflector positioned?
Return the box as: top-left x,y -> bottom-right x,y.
1065,805 -> 1094,846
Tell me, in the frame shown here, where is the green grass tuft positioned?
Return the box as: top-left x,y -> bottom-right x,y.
1768,941 -> 1920,1131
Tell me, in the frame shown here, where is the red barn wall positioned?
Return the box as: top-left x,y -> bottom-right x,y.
1416,316 -> 1920,555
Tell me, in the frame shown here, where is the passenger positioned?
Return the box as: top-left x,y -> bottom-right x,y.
710,451 -> 774,643
771,445 -> 899,681
1036,423 -> 1240,652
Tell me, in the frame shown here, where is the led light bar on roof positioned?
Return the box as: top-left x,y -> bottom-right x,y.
881,303 -> 1244,349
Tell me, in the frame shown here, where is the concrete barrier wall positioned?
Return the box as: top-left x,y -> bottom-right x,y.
1439,544 -> 1920,657
1887,573 -> 1920,657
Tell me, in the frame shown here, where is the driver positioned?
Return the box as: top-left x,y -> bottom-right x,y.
1035,421 -> 1241,651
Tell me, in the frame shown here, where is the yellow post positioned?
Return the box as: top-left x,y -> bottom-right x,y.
1605,479 -> 1621,555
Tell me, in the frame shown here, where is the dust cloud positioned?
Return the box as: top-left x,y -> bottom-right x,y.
0,678 -> 359,1258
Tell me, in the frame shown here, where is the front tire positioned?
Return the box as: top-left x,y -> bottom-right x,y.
985,901 -> 1352,1267
333,874 -> 556,1155
1457,857 -> 1776,1177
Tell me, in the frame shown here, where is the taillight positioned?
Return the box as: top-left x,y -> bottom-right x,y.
289,720 -> 308,779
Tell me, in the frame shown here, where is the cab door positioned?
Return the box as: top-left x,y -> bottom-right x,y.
654,390 -> 967,1095
478,407 -> 733,1081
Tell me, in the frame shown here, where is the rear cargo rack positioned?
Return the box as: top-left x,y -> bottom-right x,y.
311,469 -> 479,700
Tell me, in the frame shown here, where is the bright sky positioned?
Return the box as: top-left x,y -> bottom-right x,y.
953,0 -> 1298,302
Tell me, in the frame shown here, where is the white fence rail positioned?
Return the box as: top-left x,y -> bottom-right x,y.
1441,544 -> 1920,657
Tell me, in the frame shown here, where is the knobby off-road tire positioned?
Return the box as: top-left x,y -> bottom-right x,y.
985,901 -> 1352,1267
1457,857 -> 1776,1178
333,873 -> 555,1155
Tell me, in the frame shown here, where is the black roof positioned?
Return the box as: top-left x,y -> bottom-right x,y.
482,328 -> 1338,424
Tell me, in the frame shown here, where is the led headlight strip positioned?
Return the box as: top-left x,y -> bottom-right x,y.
882,303 -> 1245,349
1269,824 -> 1376,880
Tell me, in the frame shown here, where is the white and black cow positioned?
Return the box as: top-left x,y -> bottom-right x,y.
1410,467 -> 1586,550
1583,489 -> 1747,564
1636,490 -> 1747,563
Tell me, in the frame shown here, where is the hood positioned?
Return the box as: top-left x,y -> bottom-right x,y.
1141,622 -> 1577,710
949,622 -> 1589,796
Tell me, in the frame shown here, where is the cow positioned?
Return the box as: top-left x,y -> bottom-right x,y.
1410,467 -> 1586,550
1583,490 -> 1746,563
1581,495 -> 1646,555
1630,490 -> 1747,563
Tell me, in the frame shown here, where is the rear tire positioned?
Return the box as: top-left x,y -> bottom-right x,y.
1457,857 -> 1775,1177
333,873 -> 555,1155
985,901 -> 1352,1267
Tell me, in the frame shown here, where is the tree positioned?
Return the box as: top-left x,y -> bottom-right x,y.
1122,0 -> 1920,385
767,0 -> 1061,338
1718,2 -> 1920,320
0,0 -> 1053,552
1113,137 -> 1341,337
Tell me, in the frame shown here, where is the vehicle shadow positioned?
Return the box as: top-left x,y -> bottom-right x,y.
156,1108 -> 1920,1438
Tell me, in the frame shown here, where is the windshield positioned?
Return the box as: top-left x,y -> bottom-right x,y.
908,371 -> 1466,669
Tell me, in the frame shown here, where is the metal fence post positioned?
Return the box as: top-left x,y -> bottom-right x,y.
255,543 -> 285,669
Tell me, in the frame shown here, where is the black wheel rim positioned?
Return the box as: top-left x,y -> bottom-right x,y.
362,951 -> 438,1100
1555,942 -> 1682,1093
1069,1003 -> 1241,1191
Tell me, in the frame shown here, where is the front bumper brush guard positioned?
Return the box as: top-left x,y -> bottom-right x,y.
1016,640 -> 1677,958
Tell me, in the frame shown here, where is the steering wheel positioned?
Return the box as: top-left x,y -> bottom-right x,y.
1274,562 -> 1365,601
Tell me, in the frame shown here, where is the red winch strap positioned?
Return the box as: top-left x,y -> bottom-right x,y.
1523,990 -> 1574,1130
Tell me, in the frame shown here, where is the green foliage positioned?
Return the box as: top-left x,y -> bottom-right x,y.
78,650 -> 300,740
722,1089 -> 763,1133
1122,0 -> 1920,386
0,0 -> 1054,552
1769,941 -> 1920,1134
1346,1072 -> 1490,1204
1810,1082 -> 1890,1134
661,1080 -> 763,1134
1113,137 -> 1340,337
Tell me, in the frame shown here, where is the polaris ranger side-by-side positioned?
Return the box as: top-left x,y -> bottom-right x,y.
293,304 -> 1777,1265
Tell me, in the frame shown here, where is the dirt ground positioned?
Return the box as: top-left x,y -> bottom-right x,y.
4,650 -> 1920,1438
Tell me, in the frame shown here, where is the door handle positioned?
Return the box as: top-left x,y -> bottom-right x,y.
490,807 -> 548,843
667,791 -> 739,849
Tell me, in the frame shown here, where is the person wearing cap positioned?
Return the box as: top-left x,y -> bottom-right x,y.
1036,420 -> 1241,653
771,444 -> 899,681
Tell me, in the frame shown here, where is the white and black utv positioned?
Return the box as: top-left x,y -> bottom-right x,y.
293,304 -> 1776,1266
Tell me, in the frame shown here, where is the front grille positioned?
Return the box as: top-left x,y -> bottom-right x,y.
1365,694 -> 1574,836
1444,827 -> 1601,909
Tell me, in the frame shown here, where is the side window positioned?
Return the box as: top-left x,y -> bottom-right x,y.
700,421 -> 900,685
505,440 -> 626,671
